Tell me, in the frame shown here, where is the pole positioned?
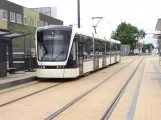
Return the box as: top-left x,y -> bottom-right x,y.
23,35 -> 26,73
29,38 -> 32,71
77,0 -> 80,28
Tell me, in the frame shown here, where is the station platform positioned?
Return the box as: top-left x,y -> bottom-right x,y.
109,55 -> 161,120
0,72 -> 36,90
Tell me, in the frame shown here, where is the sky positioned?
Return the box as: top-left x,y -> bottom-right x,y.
8,0 -> 161,47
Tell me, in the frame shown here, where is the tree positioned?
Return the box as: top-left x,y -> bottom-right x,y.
111,22 -> 146,50
143,43 -> 154,52
10,23 -> 36,49
138,29 -> 146,39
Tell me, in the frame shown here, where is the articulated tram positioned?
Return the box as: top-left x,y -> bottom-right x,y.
35,25 -> 121,78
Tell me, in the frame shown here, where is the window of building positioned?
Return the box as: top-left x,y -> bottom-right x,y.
2,10 -> 8,21
24,16 -> 28,25
10,12 -> 15,22
45,22 -> 48,26
17,14 -> 22,24
37,21 -> 44,27
30,19 -> 34,26
37,21 -> 41,27
41,21 -> 44,26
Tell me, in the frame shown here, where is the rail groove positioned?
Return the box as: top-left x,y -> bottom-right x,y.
45,58 -> 139,120
101,58 -> 145,120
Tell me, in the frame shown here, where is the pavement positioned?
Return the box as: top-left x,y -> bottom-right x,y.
109,55 -> 161,120
0,72 -> 36,90
0,56 -> 161,120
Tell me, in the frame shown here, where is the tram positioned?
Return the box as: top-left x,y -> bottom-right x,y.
35,25 -> 121,78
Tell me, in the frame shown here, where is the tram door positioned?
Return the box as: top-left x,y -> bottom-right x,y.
79,42 -> 84,75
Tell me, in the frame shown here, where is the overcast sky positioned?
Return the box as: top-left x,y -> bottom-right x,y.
8,0 -> 161,47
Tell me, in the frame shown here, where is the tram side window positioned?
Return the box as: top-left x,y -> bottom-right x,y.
99,40 -> 103,57
106,41 -> 110,56
111,42 -> 113,55
83,36 -> 93,61
70,41 -> 76,61
113,43 -> 116,54
95,39 -> 99,57
102,41 -> 106,56
117,44 -> 121,54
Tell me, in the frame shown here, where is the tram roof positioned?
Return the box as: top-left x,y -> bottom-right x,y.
77,28 -> 121,44
37,25 -> 121,44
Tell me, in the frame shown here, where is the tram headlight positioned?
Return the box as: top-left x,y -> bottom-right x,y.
39,66 -> 45,69
56,66 -> 65,69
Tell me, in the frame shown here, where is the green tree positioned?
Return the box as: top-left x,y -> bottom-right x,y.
111,22 -> 146,50
143,43 -> 154,51
10,23 -> 36,49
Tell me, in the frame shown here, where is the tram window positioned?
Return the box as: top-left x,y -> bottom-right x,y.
111,42 -> 115,55
114,43 -> 116,54
102,41 -> 105,56
110,42 -> 113,55
99,40 -> 103,57
83,35 -> 93,60
106,41 -> 110,55
37,31 -> 43,42
71,41 -> 76,61
117,44 -> 121,54
95,39 -> 99,56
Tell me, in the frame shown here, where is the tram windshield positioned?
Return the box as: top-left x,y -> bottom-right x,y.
37,29 -> 72,61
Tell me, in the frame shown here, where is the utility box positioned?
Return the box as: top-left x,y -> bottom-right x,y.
121,45 -> 131,56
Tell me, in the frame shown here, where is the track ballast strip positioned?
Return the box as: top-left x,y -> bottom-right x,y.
101,58 -> 145,120
45,58 -> 139,120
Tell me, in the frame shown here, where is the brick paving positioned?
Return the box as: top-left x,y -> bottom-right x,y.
109,56 -> 161,120
1,56 -> 160,120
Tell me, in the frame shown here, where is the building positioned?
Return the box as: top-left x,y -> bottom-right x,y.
31,7 -> 57,18
153,18 -> 161,40
0,0 -> 63,77
0,0 -> 63,30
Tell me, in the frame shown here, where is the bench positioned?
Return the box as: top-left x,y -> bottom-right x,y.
7,68 -> 16,74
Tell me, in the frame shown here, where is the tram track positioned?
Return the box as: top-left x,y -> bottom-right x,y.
44,57 -> 140,120
101,58 -> 145,120
0,58 -> 138,120
0,57 -> 136,109
0,56 -> 134,96
0,82 -> 64,108
0,81 -> 41,95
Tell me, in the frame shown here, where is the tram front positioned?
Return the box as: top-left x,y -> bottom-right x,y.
35,25 -> 78,78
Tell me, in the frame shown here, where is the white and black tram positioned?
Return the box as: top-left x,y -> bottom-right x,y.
35,25 -> 121,78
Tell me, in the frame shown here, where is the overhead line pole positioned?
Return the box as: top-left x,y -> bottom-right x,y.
77,0 -> 80,28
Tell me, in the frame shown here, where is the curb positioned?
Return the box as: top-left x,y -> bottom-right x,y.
0,76 -> 36,90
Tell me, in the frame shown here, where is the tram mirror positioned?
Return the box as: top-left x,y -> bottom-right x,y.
37,31 -> 43,42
